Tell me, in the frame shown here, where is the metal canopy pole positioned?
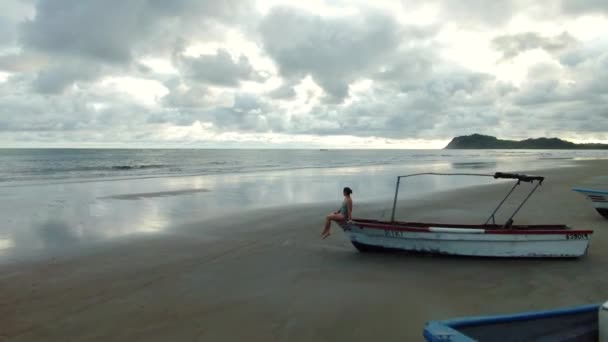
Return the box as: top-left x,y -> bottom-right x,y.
503,181 -> 543,227
390,176 -> 401,222
483,181 -> 520,225
389,172 -> 494,223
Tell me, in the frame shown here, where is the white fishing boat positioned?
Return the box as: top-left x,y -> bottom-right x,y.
340,172 -> 593,258
573,188 -> 608,219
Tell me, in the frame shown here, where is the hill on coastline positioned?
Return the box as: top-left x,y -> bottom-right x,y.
445,134 -> 608,149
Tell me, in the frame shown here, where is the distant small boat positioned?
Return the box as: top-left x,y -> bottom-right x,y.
573,188 -> 608,219
319,149 -> 329,151
340,172 -> 593,258
423,301 -> 608,341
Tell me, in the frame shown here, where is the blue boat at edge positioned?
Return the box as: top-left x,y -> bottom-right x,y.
424,302 -> 607,341
573,188 -> 608,219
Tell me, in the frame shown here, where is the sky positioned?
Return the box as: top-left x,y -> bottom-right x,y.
0,0 -> 607,148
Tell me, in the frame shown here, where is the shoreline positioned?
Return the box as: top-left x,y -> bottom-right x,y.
1,159 -> 608,341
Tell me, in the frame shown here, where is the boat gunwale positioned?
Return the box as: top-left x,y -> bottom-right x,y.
572,187 -> 608,195
347,219 -> 594,235
423,303 -> 601,342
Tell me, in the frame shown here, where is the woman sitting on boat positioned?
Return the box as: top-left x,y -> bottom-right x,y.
321,187 -> 353,239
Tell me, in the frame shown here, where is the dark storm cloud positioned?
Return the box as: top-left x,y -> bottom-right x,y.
492,32 -> 578,59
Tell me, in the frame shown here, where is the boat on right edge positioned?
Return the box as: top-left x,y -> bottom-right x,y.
573,188 -> 608,219
423,300 -> 608,341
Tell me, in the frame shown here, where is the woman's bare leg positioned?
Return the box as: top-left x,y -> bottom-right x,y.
321,215 -> 331,238
321,213 -> 345,239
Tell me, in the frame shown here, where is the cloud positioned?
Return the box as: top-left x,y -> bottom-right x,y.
373,49 -> 434,81
0,16 -> 16,46
205,93 -> 282,132
22,1 -> 146,63
259,6 -> 408,102
437,0 -> 519,26
492,32 -> 579,60
267,81 -> 297,99
0,0 -> 34,47
272,67 -> 499,139
21,0 -> 252,63
32,62 -> 104,94
559,37 -> 608,66
175,49 -> 267,87
0,52 -> 45,72
161,84 -> 212,110
16,0 -> 255,92
0,75 -> 150,134
559,0 -> 608,15
159,91 -> 287,133
1,0 -> 607,146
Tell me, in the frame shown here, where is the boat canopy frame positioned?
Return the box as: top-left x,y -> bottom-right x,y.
390,172 -> 545,227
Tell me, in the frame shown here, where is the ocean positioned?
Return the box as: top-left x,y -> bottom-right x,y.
1,148 -> 607,185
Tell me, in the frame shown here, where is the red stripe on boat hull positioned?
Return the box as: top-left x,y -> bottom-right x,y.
351,221 -> 593,235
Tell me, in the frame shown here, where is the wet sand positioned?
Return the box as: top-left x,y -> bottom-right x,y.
1,160 -> 607,341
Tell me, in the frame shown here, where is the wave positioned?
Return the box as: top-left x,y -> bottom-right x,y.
110,164 -> 170,170
16,164 -> 173,175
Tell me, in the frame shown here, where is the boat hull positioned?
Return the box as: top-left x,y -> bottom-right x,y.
573,188 -> 608,219
423,303 -> 601,342
340,221 -> 592,258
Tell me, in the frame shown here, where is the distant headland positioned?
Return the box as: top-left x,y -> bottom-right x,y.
444,134 -> 608,149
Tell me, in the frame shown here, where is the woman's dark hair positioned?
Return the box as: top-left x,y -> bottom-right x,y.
343,187 -> 353,195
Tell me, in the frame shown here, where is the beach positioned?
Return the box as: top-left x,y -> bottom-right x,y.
1,158 -> 608,341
